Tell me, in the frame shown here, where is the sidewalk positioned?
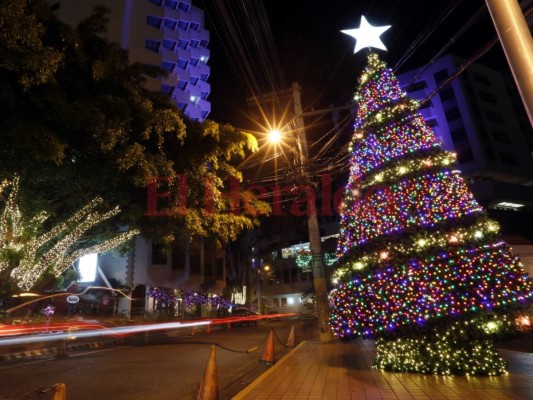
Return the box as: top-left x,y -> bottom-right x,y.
232,338 -> 533,400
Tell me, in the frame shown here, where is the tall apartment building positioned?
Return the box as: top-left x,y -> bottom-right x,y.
52,0 -> 211,121
397,54 -> 533,215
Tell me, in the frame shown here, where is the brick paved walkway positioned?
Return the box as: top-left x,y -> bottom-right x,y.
232,339 -> 533,400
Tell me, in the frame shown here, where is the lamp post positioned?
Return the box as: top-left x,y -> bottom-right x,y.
268,129 -> 332,343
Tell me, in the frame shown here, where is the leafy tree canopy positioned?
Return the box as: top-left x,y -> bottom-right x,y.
0,0 -> 268,248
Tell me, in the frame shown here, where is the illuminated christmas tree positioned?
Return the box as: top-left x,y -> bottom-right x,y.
329,52 -> 533,375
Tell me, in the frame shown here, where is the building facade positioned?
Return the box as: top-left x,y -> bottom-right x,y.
52,0 -> 211,121
397,54 -> 533,213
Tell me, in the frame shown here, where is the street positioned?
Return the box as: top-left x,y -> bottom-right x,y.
0,318 -> 318,400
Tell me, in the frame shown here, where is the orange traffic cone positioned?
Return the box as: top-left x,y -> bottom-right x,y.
260,329 -> 275,365
286,325 -> 295,348
197,345 -> 219,400
52,383 -> 66,400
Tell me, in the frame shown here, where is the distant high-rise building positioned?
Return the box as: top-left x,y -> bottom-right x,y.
398,54 -> 533,214
51,0 -> 211,121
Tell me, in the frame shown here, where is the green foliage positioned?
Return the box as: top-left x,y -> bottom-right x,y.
0,0 -> 268,249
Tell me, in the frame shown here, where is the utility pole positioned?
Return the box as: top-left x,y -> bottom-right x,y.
486,0 -> 533,126
248,83 -> 341,342
290,83 -> 332,342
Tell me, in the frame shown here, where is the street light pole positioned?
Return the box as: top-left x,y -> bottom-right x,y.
292,132 -> 332,342
486,0 -> 533,126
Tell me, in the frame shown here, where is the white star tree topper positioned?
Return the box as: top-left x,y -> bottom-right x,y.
341,16 -> 391,54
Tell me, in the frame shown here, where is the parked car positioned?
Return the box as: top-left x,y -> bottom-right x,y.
230,308 -> 258,327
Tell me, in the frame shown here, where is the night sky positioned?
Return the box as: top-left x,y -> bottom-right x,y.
201,0 -> 507,127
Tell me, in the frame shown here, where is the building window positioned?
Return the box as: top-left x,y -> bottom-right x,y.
177,80 -> 188,90
149,0 -> 163,6
434,69 -> 449,84
281,298 -> 287,307
177,39 -> 188,50
201,91 -> 209,100
190,58 -> 199,67
190,22 -> 200,31
177,59 -> 189,70
164,19 -> 177,30
273,298 -> 279,307
146,15 -> 162,29
177,20 -> 189,31
200,39 -> 209,48
177,102 -> 187,111
190,39 -> 199,48
190,76 -> 199,85
164,0 -> 178,9
450,127 -> 467,142
200,73 -> 209,81
161,85 -> 174,95
145,39 -> 161,53
419,100 -> 432,110
472,71 -> 491,86
439,86 -> 454,101
425,118 -> 438,127
162,62 -> 175,72
178,2 -> 191,12
201,110 -> 210,120
162,39 -> 175,51
445,107 -> 461,122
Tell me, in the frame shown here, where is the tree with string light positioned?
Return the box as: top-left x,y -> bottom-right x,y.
330,17 -> 533,376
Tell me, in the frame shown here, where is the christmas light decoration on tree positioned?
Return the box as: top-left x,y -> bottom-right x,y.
0,177 -> 139,291
330,52 -> 533,376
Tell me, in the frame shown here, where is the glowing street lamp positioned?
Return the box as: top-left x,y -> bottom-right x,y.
268,129 -> 282,144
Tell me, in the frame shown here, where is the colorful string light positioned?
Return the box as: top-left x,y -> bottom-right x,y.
331,53 -> 533,376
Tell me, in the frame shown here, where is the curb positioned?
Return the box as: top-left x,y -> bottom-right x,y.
231,340 -> 307,400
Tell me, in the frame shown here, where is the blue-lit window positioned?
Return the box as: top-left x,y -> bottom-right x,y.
162,62 -> 175,72
434,69 -> 449,84
190,58 -> 199,67
200,73 -> 209,81
146,15 -> 162,29
177,102 -> 187,111
190,39 -> 199,48
177,2 -> 190,12
200,39 -> 208,48
164,19 -> 177,30
177,80 -> 188,90
201,111 -> 210,120
201,91 -> 209,100
190,22 -> 200,31
162,39 -> 175,50
165,0 -> 178,9
177,59 -> 189,70
177,39 -> 188,50
145,39 -> 161,53
177,20 -> 189,31
149,0 -> 163,6
161,85 -> 174,95
190,76 -> 199,85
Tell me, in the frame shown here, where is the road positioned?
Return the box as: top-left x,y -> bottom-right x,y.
0,318 -> 319,400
